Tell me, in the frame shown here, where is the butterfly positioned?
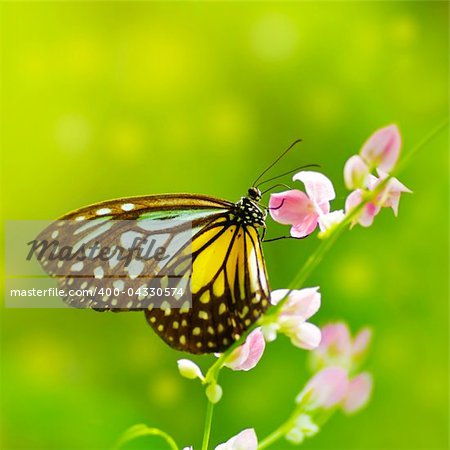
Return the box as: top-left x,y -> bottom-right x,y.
35,141 -> 304,354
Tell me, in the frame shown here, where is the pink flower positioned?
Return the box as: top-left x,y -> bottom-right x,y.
265,288 -> 322,350
296,367 -> 350,410
345,172 -> 411,227
344,155 -> 370,190
360,124 -> 401,172
215,428 -> 258,450
345,189 -> 380,227
342,372 -> 373,414
312,323 -> 372,371
375,171 -> 412,216
223,328 -> 265,371
269,171 -> 339,238
285,414 -> 319,444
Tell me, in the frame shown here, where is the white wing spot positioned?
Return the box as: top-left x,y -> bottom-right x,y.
70,262 -> 84,272
120,230 -> 143,249
121,203 -> 135,211
75,216 -> 85,221
94,266 -> 104,279
127,259 -> 144,279
96,208 -> 112,215
51,230 -> 59,239
113,280 -> 125,290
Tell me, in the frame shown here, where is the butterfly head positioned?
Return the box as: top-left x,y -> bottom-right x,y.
247,186 -> 262,202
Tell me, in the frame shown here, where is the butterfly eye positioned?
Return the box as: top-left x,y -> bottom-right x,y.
248,187 -> 261,201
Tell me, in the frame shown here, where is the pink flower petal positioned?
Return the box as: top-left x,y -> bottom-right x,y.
342,373 -> 373,414
293,171 -> 336,207
224,328 -> 265,371
344,155 -> 370,190
360,124 -> 401,172
271,288 -> 321,321
290,213 -> 319,238
290,322 -> 322,350
318,210 -> 345,232
269,190 -> 314,225
215,428 -> 258,450
377,173 -> 412,216
352,328 -> 372,358
297,367 -> 350,410
345,190 -> 380,227
317,323 -> 352,357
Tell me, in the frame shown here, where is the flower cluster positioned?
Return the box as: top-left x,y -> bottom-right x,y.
284,323 -> 373,445
176,291 -> 373,449
177,288 -> 322,405
269,124 -> 411,235
344,125 -> 411,227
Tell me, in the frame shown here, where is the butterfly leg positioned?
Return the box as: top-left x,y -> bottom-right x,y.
263,235 -> 308,243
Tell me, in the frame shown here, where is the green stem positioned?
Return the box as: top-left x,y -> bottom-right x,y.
201,400 -> 215,450
258,426 -> 288,450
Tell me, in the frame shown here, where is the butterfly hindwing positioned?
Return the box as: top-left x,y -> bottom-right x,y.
144,223 -> 270,353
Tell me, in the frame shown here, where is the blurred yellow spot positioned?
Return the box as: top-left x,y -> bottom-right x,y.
54,114 -> 92,154
304,87 -> 343,125
250,13 -> 299,61
107,122 -> 144,159
120,29 -> 206,100
333,254 -> 375,298
18,46 -> 48,81
391,17 -> 417,46
62,36 -> 102,79
163,117 -> 192,148
208,99 -> 253,146
148,372 -> 182,407
14,335 -> 72,387
127,336 -> 164,371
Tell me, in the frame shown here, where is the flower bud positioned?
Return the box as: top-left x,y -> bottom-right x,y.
177,359 -> 204,380
344,155 -> 370,190
360,124 -> 401,172
206,383 -> 223,404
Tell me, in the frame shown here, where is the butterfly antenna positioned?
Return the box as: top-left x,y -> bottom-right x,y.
257,163 -> 321,187
252,139 -> 302,187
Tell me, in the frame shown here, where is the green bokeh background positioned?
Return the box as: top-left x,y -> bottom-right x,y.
1,2 -> 448,449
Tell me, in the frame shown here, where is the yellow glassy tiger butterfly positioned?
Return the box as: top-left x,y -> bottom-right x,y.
36,141 -> 306,354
